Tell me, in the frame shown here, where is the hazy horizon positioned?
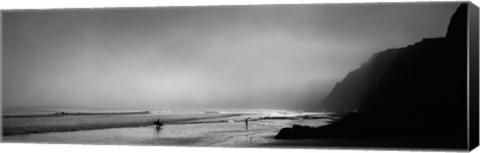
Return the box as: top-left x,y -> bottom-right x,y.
3,3 -> 459,111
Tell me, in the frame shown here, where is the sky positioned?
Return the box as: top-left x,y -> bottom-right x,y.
2,3 -> 459,111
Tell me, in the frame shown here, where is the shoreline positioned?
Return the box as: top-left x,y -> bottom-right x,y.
2,113 -> 243,136
2,120 -> 289,146
2,109 -> 332,147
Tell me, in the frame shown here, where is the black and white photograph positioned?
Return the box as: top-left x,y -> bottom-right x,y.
1,1 -> 478,152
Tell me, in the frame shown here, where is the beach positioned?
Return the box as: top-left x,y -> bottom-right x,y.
2,109 -> 331,147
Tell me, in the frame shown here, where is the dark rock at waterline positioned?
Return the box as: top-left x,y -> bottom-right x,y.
276,3 -> 470,149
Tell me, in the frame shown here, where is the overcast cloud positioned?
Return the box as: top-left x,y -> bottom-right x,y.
3,3 -> 458,110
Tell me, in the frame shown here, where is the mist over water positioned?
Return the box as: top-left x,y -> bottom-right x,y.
3,3 -> 458,111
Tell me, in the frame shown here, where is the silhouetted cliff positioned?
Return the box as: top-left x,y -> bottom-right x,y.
276,3 -> 469,149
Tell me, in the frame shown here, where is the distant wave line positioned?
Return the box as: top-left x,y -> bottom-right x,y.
3,111 -> 151,118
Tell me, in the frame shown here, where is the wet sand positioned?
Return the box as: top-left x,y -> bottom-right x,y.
3,115 -> 329,147
2,113 -> 242,135
2,109 -> 334,147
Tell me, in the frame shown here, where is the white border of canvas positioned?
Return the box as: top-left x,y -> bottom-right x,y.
0,0 -> 478,153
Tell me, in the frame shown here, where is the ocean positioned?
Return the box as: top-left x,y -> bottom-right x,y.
2,108 -> 331,146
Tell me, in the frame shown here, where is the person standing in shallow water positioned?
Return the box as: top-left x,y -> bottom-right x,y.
245,118 -> 249,131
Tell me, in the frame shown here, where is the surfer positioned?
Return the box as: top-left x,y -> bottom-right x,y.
153,119 -> 163,128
